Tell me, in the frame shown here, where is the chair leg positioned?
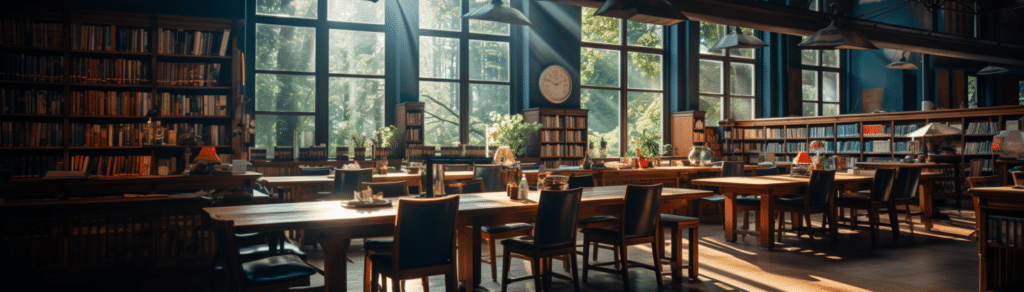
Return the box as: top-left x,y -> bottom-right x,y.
652,241 -> 663,287
570,249 -> 581,292
371,266 -> 381,292
868,207 -> 879,241
487,235 -> 497,281
446,272 -> 459,292
619,244 -> 630,292
582,234 -> 591,282
532,256 -> 543,292
689,224 -> 699,280
391,278 -> 401,292
501,246 -> 512,292
421,277 -> 429,292
364,250 -> 373,292
544,257 -> 553,290
905,203 -> 915,235
888,205 -> 901,238
804,212 -> 814,240
742,209 -> 750,235
776,211 -> 785,241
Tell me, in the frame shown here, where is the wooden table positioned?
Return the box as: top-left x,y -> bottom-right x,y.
203,186 -> 714,292
855,162 -> 953,170
522,165 -> 767,187
691,172 -> 941,248
969,186 -> 1024,291
259,171 -> 474,201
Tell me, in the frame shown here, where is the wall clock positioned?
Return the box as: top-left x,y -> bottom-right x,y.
539,65 -> 572,104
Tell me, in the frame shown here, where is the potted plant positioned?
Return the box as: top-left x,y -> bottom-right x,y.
351,135 -> 367,161
488,112 -> 542,159
599,137 -> 608,158
632,130 -> 660,168
372,125 -> 402,174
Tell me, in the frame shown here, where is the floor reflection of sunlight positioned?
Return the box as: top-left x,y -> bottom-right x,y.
807,275 -> 873,292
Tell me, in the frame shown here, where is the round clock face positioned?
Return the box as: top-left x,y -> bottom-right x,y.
539,65 -> 572,104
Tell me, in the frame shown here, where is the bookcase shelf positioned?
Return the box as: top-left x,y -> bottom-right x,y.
670,111 -> 707,158
717,106 -> 1024,171
396,102 -> 426,160
523,108 -> 589,169
0,8 -> 243,178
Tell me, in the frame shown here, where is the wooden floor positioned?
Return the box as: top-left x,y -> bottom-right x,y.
49,206 -> 979,292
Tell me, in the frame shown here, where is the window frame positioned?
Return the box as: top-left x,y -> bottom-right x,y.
698,23 -> 757,123
580,13 -> 665,156
799,53 -> 841,116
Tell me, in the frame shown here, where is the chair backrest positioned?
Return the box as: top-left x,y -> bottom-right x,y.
721,161 -> 745,177
967,175 -> 1001,188
473,164 -> 504,192
211,219 -> 245,285
869,168 -> 898,202
445,178 -> 484,194
621,184 -> 662,237
891,167 -> 922,200
534,188 -> 583,247
1013,172 -> 1023,186
754,166 -> 778,176
568,174 -> 596,188
362,181 -> 407,197
331,168 -> 373,200
299,166 -> 332,176
393,195 -> 460,270
805,170 -> 836,207
969,159 -> 985,177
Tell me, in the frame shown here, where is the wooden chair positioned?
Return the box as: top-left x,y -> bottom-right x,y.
473,164 -> 505,194
445,176 -> 533,282
211,219 -> 318,292
317,168 -> 373,200
570,174 -> 618,263
932,162 -> 967,214
697,161 -> 745,220
834,168 -> 898,241
362,181 -> 408,198
738,166 -> 778,234
967,175 -> 1001,189
500,188 -> 584,292
1011,170 -> 1023,186
369,196 -> 461,292
774,170 -> 837,242
581,184 -> 664,291
444,178 -> 484,194
884,168 -> 923,234
658,214 -> 699,283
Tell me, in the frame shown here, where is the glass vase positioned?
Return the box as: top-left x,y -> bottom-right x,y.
688,146 -> 712,166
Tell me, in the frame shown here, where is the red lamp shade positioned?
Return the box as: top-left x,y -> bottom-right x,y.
794,152 -> 812,164
193,146 -> 221,164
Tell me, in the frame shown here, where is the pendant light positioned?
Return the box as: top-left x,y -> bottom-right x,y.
594,0 -> 688,26
977,63 -> 1008,75
708,27 -> 767,52
797,21 -> 877,50
885,51 -> 918,70
463,0 -> 532,26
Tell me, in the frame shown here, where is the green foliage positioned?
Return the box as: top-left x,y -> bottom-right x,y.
351,134 -> 367,148
373,125 -> 402,152
631,130 -> 660,159
488,113 -> 541,156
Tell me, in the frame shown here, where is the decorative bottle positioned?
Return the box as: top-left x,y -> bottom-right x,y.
518,174 -> 528,200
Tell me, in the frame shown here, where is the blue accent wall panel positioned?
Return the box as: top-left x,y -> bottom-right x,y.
386,0 -> 420,104
523,2 -> 581,110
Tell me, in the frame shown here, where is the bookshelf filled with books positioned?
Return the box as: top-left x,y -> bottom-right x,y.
670,111 -> 708,157
523,108 -> 588,168
717,106 -> 1024,170
0,8 -> 242,177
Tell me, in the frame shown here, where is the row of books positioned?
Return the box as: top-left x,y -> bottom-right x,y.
893,140 -> 922,154
693,119 -> 704,130
862,124 -> 890,136
740,128 -> 763,139
0,54 -> 63,82
70,57 -> 149,85
987,215 -> 1024,248
786,142 -> 806,153
70,23 -> 149,52
893,124 -> 920,136
539,116 -> 562,128
70,91 -> 151,116
272,146 -> 294,161
0,156 -> 63,178
766,128 -> 783,139
1,88 -> 63,115
863,140 -> 892,153
837,124 -> 860,137
563,116 -> 586,128
157,28 -> 231,56
406,128 -> 421,141
809,126 -> 834,138
837,141 -> 862,153
833,156 -> 857,170
168,122 -> 230,146
70,123 -> 146,147
70,155 -> 153,176
540,144 -> 585,157
0,18 -> 64,48
159,93 -> 228,116
405,112 -> 423,126
786,128 -> 807,139
298,145 -> 329,161
155,62 -> 222,87
863,156 -> 895,162
0,122 -> 62,147
250,148 -> 267,161
964,141 -> 994,155
539,130 -> 585,143
965,121 -> 1000,135
693,131 -> 706,143
405,144 -> 436,161
742,142 -> 762,152
765,142 -> 783,153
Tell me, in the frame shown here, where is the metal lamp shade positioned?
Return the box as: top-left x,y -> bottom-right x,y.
905,122 -> 962,138
595,0 -> 688,26
708,31 -> 767,52
462,0 -> 532,26
886,57 -> 918,70
978,64 -> 1008,75
798,21 -> 878,50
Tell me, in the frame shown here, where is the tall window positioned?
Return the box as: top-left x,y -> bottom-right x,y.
420,0 -> 511,147
698,23 -> 756,125
580,7 -> 664,156
252,0 -> 385,158
799,0 -> 840,116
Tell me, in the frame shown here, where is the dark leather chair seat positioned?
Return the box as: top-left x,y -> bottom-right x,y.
241,254 -> 318,286
363,238 -> 393,250
660,214 -> 698,223
500,235 -> 575,251
238,241 -> 307,261
735,197 -> 761,206
481,222 -> 533,234
578,215 -> 617,224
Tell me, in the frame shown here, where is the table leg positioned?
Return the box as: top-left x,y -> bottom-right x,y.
758,193 -> 774,248
723,192 -> 736,242
829,191 -> 838,243
457,221 -> 485,291
919,183 -> 933,230
321,227 -> 352,292
472,221 -> 482,290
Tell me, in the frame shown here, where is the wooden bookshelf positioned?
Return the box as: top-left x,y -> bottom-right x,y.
396,102 -> 426,160
670,111 -> 707,157
523,108 -> 588,168
0,7 -> 243,177
717,105 -> 1024,173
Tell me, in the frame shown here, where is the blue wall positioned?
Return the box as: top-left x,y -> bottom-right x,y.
522,2 -> 582,110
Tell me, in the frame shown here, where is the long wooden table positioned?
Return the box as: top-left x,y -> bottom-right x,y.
203,186 -> 714,292
259,171 -> 475,201
691,172 -> 940,248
